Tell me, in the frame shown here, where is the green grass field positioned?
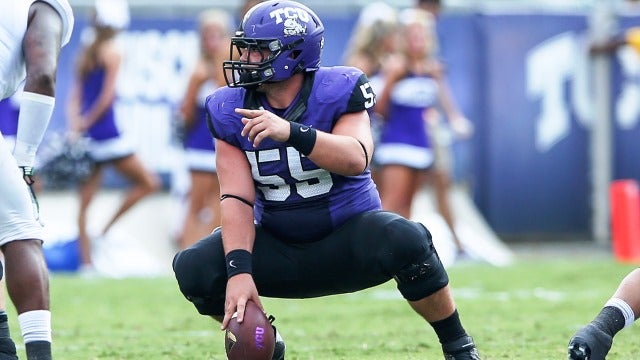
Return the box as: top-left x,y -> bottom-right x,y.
7,258 -> 640,359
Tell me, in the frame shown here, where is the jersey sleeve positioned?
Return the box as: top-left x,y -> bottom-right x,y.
309,67 -> 377,129
346,73 -> 376,113
205,87 -> 245,147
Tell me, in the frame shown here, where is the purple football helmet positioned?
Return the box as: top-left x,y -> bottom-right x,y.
223,0 -> 325,88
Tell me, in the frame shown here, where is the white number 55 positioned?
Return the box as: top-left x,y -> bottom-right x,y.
246,148 -> 334,201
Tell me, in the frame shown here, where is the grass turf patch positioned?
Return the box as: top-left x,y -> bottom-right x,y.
5,258 -> 638,359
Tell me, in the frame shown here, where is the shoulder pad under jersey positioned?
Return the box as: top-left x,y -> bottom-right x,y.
205,86 -> 245,143
312,66 -> 376,112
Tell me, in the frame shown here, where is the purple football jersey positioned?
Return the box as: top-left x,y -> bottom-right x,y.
206,66 -> 381,243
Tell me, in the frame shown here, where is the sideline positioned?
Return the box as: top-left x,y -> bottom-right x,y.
37,185 -> 517,277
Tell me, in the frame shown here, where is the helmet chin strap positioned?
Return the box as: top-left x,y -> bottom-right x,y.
239,71 -> 262,84
238,65 -> 278,88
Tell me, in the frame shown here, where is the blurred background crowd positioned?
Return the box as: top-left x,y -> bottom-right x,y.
3,0 -> 639,276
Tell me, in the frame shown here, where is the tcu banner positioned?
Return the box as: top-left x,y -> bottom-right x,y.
439,12 -> 640,235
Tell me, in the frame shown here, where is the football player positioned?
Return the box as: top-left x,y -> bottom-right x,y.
0,0 -> 74,359
568,2 -> 640,359
568,268 -> 640,359
173,1 -> 480,359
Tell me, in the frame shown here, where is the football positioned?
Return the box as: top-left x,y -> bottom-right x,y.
225,301 -> 275,360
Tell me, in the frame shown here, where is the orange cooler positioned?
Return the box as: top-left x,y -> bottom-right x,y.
610,179 -> 640,263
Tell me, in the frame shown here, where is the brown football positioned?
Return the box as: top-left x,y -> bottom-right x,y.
225,300 -> 275,360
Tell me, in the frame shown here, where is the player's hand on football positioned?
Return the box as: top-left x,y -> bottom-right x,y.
222,273 -> 263,330
237,108 -> 290,147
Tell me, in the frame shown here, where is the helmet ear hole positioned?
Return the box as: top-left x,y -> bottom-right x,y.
289,50 -> 302,60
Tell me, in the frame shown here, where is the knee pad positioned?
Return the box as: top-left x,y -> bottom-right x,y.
391,223 -> 449,301
394,252 -> 449,301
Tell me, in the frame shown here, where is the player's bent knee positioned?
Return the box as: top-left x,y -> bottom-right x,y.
172,230 -> 227,316
385,221 -> 449,301
172,231 -> 224,292
379,216 -> 435,268
173,248 -> 221,296
394,251 -> 449,301
172,249 -> 202,297
172,247 -> 226,316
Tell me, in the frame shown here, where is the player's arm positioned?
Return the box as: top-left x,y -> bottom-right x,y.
304,72 -> 375,176
80,41 -> 121,129
239,106 -> 373,177
239,73 -> 375,177
22,2 -> 63,98
217,138 -> 256,255
306,110 -> 374,176
216,138 -> 262,328
13,2 -> 64,181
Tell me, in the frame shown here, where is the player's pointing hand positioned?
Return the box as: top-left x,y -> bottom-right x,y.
238,108 -> 290,147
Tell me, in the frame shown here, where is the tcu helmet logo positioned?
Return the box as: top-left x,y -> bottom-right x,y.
270,7 -> 310,37
283,18 -> 306,36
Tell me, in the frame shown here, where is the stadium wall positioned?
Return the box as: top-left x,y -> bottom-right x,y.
46,9 -> 640,237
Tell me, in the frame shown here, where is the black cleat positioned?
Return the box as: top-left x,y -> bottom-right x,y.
0,337 -> 18,360
568,323 -> 613,360
271,326 -> 285,360
267,314 -> 285,360
442,335 -> 480,360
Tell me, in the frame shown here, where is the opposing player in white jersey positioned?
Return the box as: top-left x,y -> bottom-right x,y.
0,0 -> 74,359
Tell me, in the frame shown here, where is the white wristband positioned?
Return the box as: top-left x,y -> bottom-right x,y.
13,92 -> 55,167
